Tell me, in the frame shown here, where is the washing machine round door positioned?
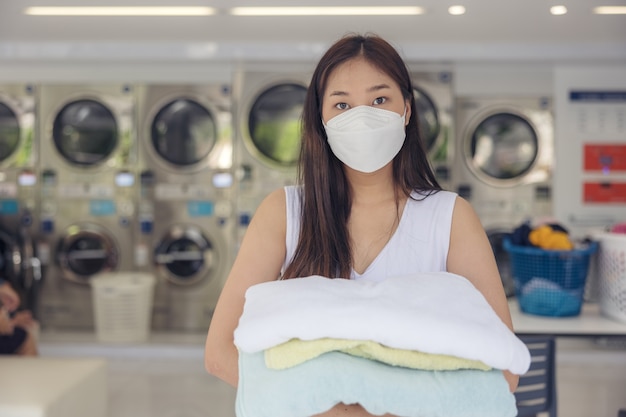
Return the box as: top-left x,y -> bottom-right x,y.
413,87 -> 440,154
487,228 -> 515,297
53,99 -> 118,166
56,224 -> 119,284
17,231 -> 38,314
247,83 -> 307,168
0,227 -> 21,284
0,102 -> 20,164
154,225 -> 214,286
468,112 -> 538,183
151,98 -> 217,168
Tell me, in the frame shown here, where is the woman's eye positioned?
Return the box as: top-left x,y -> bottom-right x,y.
373,97 -> 386,105
335,103 -> 349,110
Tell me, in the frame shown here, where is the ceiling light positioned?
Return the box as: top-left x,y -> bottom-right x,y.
593,6 -> 626,14
550,5 -> 568,15
23,7 -> 217,16
448,5 -> 466,15
229,7 -> 425,16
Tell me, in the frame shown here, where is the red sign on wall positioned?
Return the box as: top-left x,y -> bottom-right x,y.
584,144 -> 626,172
584,182 -> 626,203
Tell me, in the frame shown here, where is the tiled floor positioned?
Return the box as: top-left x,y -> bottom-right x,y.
107,357 -> 235,417
39,333 -> 626,417
40,332 -> 236,417
556,338 -> 626,417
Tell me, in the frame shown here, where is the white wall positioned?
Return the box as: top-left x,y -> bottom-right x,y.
0,59 -> 555,96
0,62 -> 234,83
454,62 -> 553,97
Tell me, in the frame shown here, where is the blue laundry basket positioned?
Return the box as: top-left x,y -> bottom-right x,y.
503,238 -> 598,317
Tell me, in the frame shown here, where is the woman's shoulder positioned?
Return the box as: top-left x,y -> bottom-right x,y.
449,194 -> 483,234
244,188 -> 288,262
257,187 -> 289,216
450,194 -> 475,217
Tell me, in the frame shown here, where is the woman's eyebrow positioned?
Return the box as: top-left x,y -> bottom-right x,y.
328,84 -> 391,97
328,90 -> 348,97
367,83 -> 391,92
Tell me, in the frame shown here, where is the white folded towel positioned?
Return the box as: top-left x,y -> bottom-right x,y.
234,272 -> 530,374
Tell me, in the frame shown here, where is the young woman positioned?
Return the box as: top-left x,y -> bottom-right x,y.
205,33 -> 518,416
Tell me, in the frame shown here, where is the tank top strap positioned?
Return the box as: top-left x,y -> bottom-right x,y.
282,185 -> 302,275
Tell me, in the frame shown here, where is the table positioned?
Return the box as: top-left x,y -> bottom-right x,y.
0,357 -> 107,417
509,299 -> 626,336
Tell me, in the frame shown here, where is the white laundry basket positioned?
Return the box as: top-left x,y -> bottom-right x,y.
597,233 -> 626,323
91,272 -> 156,343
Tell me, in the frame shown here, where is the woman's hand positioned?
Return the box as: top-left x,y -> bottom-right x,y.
503,370 -> 520,393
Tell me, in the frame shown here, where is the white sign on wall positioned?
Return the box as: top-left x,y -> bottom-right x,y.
554,67 -> 626,237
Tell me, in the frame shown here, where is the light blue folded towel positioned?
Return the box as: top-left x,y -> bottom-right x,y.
237,350 -> 517,417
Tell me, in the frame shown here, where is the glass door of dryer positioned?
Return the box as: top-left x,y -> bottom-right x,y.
0,102 -> 20,165
466,112 -> 539,186
0,87 -> 35,170
53,99 -> 118,167
150,98 -> 218,170
246,83 -> 307,169
413,87 -> 441,156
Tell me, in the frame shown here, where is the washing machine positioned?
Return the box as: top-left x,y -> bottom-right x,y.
453,96 -> 554,295
0,83 -> 41,314
135,83 -> 234,331
37,84 -> 137,329
410,69 -> 455,190
233,68 -> 311,247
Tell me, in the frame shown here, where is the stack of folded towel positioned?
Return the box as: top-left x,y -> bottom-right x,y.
234,272 -> 531,417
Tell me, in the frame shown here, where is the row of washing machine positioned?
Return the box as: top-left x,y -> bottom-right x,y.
0,68 -> 554,332
0,82 -> 235,332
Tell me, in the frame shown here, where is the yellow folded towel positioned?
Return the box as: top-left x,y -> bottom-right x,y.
265,338 -> 491,371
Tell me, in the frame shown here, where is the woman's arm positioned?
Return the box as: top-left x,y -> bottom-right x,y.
446,196 -> 520,392
204,188 -> 288,387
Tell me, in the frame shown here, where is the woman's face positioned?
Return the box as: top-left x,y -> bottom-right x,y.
321,57 -> 411,125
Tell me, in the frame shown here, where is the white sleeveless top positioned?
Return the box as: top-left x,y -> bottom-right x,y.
282,185 -> 458,282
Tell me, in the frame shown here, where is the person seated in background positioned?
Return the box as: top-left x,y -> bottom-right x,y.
0,278 -> 38,356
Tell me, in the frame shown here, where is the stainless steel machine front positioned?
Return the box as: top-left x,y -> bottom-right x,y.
37,84 -> 137,329
233,68 -> 311,250
453,96 -> 554,295
136,83 -> 234,331
0,83 -> 41,315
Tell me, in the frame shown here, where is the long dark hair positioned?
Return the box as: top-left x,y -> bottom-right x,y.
282,33 -> 441,280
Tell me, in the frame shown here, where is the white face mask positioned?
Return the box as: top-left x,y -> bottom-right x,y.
323,105 -> 407,173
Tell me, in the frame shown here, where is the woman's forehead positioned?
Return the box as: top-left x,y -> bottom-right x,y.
324,58 -> 396,93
